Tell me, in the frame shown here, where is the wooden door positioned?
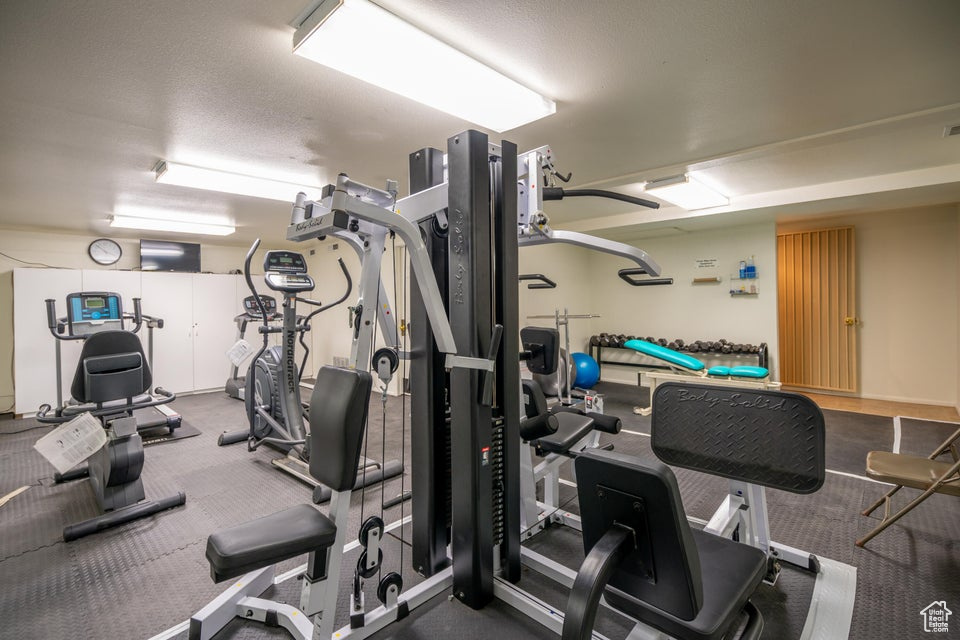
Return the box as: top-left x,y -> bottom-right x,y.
777,227 -> 858,392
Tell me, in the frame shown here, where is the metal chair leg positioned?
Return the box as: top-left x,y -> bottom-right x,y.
861,485 -> 903,517
857,483 -> 944,547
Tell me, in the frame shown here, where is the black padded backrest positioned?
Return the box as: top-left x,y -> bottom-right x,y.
521,326 -> 559,375
308,366 -> 373,491
521,378 -> 549,419
71,330 -> 151,402
652,382 -> 825,493
575,449 -> 703,621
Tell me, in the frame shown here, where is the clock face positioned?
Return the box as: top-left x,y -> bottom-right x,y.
89,238 -> 122,265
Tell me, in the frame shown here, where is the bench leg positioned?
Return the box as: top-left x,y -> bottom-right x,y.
189,567 -> 275,640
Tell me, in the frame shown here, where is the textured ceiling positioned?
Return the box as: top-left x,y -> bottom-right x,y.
0,0 -> 959,246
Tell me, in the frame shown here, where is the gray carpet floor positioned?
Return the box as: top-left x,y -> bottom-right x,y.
1,382 -> 958,640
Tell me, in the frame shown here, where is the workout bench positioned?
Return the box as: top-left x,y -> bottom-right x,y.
624,339 -> 780,415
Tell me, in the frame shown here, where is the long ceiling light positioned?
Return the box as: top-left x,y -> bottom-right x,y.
644,175 -> 729,210
155,161 -> 321,202
111,215 -> 235,236
292,0 -> 556,132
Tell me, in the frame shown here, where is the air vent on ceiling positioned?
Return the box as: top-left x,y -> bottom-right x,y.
944,124 -> 960,137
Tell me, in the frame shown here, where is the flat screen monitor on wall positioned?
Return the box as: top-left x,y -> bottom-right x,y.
140,239 -> 201,273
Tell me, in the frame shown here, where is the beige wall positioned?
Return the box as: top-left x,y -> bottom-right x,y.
0,227 -> 257,411
304,236 -> 407,395
585,223 -> 780,385
779,204 -> 959,406
517,243 -> 595,355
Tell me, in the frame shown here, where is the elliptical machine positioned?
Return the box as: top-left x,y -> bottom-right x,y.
221,240 -> 403,502
224,294 -> 279,401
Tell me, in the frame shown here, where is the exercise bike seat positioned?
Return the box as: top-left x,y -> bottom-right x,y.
536,412 -> 596,454
206,504 -> 336,583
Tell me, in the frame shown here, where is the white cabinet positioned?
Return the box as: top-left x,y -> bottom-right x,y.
13,268 -> 245,412
140,272 -> 196,393
13,268 -> 84,413
140,272 -> 242,393
81,269 -> 142,303
192,274 -> 242,390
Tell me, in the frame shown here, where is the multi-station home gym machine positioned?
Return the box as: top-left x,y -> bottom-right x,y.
266,130 -> 664,630
185,128 -> 853,640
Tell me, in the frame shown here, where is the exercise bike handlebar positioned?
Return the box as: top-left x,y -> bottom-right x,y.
44,299 -> 80,341
36,387 -> 178,423
129,297 -> 144,333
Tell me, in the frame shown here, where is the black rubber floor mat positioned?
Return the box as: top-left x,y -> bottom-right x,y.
820,409 -> 893,475
141,420 -> 202,446
897,417 -> 959,457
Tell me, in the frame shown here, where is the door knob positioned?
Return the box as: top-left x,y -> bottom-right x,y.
844,317 -> 858,326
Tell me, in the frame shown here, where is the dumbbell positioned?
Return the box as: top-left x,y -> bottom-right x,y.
645,336 -> 655,343
721,344 -> 731,353
657,338 -> 668,347
589,335 -> 600,347
718,338 -> 728,345
599,335 -> 611,347
675,338 -> 685,348
667,341 -> 678,350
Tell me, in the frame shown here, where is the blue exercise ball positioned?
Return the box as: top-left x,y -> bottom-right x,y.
571,352 -> 600,388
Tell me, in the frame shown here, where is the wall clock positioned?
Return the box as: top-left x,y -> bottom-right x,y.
88,238 -> 123,265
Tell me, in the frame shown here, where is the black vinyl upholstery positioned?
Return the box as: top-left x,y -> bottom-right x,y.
521,379 -> 597,454
652,382 -> 825,493
70,330 -> 151,403
538,413 -> 596,454
203,366 -> 372,582
308,367 -> 373,491
521,378 -> 550,419
574,449 -> 766,640
205,504 -> 337,583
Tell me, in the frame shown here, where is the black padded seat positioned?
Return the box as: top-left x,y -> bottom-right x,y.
604,529 -> 767,640
536,412 -> 595,454
206,504 -> 336,583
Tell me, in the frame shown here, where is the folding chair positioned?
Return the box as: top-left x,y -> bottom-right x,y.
857,426 -> 960,547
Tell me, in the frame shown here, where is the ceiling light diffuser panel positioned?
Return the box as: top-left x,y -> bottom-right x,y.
293,0 -> 556,132
110,215 -> 235,236
643,175 -> 729,210
155,162 -> 321,202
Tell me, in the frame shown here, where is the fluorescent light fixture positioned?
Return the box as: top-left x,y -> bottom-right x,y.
292,0 -> 556,132
155,161 -> 320,202
111,215 -> 235,236
643,174 -> 729,210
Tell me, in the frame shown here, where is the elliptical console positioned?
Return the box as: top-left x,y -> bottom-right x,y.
263,251 -> 314,292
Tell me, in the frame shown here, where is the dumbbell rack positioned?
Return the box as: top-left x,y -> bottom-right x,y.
589,336 -> 769,379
